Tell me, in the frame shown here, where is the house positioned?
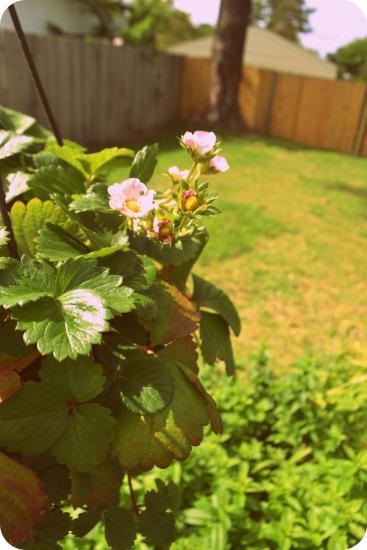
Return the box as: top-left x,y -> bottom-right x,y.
169,26 -> 337,80
0,0 -> 97,35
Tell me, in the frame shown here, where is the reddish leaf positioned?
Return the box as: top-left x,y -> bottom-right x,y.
0,452 -> 48,546
141,282 -> 200,346
0,367 -> 21,403
178,364 -> 223,434
0,349 -> 40,373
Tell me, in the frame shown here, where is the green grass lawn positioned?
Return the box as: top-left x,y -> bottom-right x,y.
109,131 -> 367,367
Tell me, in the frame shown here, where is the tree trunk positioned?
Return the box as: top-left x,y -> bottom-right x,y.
207,0 -> 251,129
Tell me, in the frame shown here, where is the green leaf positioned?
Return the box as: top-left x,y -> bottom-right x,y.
41,355 -> 106,402
36,223 -> 90,260
27,165 -> 85,199
145,480 -> 181,513
130,231 -> 206,266
158,337 -> 199,373
192,274 -> 241,336
138,509 -> 176,548
0,257 -> 56,307
86,147 -> 134,176
0,357 -> 116,471
38,466 -> 71,503
178,363 -> 222,434
166,230 -> 208,290
129,144 -> 158,183
0,257 -> 134,360
101,250 -> 156,291
113,363 -> 213,471
0,130 -> 34,159
72,509 -> 102,538
4,171 -> 30,202
0,105 -> 37,134
138,480 -> 179,547
200,312 -> 235,375
10,197 -> 78,256
23,510 -> 72,550
0,452 -> 48,547
138,281 -> 200,346
52,403 -> 116,473
0,105 -> 50,139
71,459 -> 122,509
46,143 -> 88,177
120,356 -> 174,415
70,183 -> 110,213
0,310 -> 29,358
104,506 -> 137,550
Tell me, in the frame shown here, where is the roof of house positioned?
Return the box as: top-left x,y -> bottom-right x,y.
169,26 -> 337,80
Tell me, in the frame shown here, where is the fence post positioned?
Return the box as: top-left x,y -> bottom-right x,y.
262,71 -> 278,135
352,86 -> 367,156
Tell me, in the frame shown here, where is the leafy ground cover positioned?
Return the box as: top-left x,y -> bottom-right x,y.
135,133 -> 367,367
64,352 -> 367,549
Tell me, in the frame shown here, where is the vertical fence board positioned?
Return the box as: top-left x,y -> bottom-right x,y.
239,66 -> 260,130
269,73 -> 302,140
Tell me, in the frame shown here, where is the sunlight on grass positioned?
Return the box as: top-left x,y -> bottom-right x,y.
148,131 -> 367,366
201,201 -> 285,263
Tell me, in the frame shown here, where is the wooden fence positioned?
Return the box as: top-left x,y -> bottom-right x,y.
180,58 -> 367,157
0,30 -> 183,146
1,29 -> 367,156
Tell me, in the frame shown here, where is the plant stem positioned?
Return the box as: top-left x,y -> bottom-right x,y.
8,5 -> 64,146
127,471 -> 140,515
0,177 -> 19,259
187,161 -> 198,183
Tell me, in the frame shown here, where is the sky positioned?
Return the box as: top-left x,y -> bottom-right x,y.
174,0 -> 367,57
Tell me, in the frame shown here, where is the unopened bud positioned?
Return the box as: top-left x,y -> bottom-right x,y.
182,190 -> 199,212
153,218 -> 173,243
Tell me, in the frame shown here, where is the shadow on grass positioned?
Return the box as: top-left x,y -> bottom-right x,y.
200,200 -> 285,264
325,181 -> 367,201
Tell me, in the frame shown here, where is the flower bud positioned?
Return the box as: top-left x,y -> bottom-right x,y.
202,155 -> 230,175
181,130 -> 217,158
168,166 -> 190,184
210,155 -> 229,173
152,218 -> 173,243
182,190 -> 199,212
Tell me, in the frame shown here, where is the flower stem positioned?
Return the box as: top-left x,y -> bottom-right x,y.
187,161 -> 198,183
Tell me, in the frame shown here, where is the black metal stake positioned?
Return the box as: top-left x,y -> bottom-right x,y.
0,177 -> 19,259
8,5 -> 64,146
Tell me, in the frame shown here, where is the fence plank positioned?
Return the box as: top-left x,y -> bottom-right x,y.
269,73 -> 302,140
239,66 -> 260,130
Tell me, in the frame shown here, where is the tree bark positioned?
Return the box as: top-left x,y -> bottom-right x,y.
207,0 -> 251,129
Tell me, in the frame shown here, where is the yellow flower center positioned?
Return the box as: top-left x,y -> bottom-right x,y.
125,200 -> 141,213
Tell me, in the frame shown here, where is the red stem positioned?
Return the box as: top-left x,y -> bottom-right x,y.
127,471 -> 140,515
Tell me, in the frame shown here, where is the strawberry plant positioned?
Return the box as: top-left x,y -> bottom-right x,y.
0,106 -> 240,549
